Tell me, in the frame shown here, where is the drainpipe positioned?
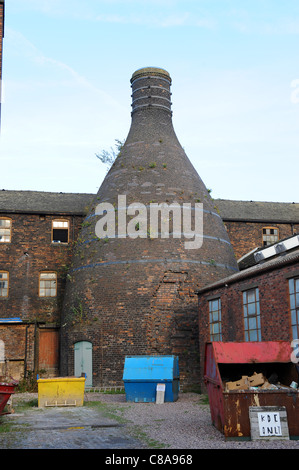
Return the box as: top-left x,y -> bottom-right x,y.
33,320 -> 38,375
24,325 -> 29,378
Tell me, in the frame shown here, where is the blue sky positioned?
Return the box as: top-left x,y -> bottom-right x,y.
1,0 -> 299,202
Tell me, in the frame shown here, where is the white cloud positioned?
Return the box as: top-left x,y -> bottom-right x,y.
5,28 -> 122,107
1,27 -> 129,193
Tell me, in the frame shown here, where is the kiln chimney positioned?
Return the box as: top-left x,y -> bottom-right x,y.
61,67 -> 238,388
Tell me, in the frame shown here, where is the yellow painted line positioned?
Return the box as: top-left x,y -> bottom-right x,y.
66,426 -> 85,431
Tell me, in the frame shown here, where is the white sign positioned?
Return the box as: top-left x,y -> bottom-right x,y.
258,411 -> 282,437
156,383 -> 165,392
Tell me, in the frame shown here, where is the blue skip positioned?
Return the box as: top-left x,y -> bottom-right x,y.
122,355 -> 179,403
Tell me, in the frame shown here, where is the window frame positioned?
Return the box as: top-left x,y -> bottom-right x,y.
262,226 -> 279,247
288,277 -> 299,340
0,218 -> 12,243
208,297 -> 222,341
0,271 -> 9,298
51,219 -> 69,244
39,271 -> 57,298
243,287 -> 261,342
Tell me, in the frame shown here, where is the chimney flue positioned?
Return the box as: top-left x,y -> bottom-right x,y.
131,67 -> 172,116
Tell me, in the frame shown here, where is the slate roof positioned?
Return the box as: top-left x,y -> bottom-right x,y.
0,190 -> 298,223
215,199 -> 299,223
0,190 -> 95,215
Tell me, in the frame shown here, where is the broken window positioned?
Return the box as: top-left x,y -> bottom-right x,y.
39,272 -> 57,297
243,287 -> 261,341
262,227 -> 279,246
52,220 -> 69,244
0,272 -> 8,297
0,218 -> 12,243
289,277 -> 299,340
209,298 -> 222,341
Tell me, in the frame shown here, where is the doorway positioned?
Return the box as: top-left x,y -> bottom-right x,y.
74,341 -> 93,387
39,329 -> 59,376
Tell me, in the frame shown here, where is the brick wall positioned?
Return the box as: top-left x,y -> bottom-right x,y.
224,220 -> 299,259
0,324 -> 35,380
0,211 -> 84,378
1,208 -> 297,383
198,258 -> 299,387
61,220 -> 238,389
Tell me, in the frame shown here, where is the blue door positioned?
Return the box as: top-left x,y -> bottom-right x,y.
74,341 -> 93,387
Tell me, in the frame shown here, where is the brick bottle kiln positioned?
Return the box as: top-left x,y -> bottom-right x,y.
60,67 -> 238,388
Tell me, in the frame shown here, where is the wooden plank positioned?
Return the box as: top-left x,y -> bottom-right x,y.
249,406 -> 289,440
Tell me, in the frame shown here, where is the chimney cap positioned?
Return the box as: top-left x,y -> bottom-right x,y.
131,67 -> 171,83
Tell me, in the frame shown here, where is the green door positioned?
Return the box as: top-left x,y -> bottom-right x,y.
74,341 -> 93,387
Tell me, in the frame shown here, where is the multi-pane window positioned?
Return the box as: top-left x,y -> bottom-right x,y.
0,219 -> 12,243
39,272 -> 57,297
243,288 -> 261,341
209,298 -> 222,341
52,220 -> 69,244
262,227 -> 279,246
289,277 -> 299,340
0,272 -> 9,297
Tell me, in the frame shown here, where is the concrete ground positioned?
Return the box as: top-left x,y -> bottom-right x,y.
1,392 -> 299,451
0,393 -> 145,449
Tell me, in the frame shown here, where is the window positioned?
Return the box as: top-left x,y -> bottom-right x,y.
0,218 -> 12,243
209,298 -> 222,341
289,277 -> 299,340
52,220 -> 69,244
243,288 -> 261,341
0,272 -> 8,297
262,227 -> 279,246
39,272 -> 57,297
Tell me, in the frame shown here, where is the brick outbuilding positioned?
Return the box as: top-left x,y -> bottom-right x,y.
197,235 -> 299,387
0,190 -> 92,379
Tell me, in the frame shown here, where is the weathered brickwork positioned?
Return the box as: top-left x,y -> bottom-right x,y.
0,324 -> 35,380
198,253 -> 299,388
0,53 -> 298,390
225,221 -> 299,259
60,68 -> 238,389
1,203 -> 296,385
0,212 -> 84,378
